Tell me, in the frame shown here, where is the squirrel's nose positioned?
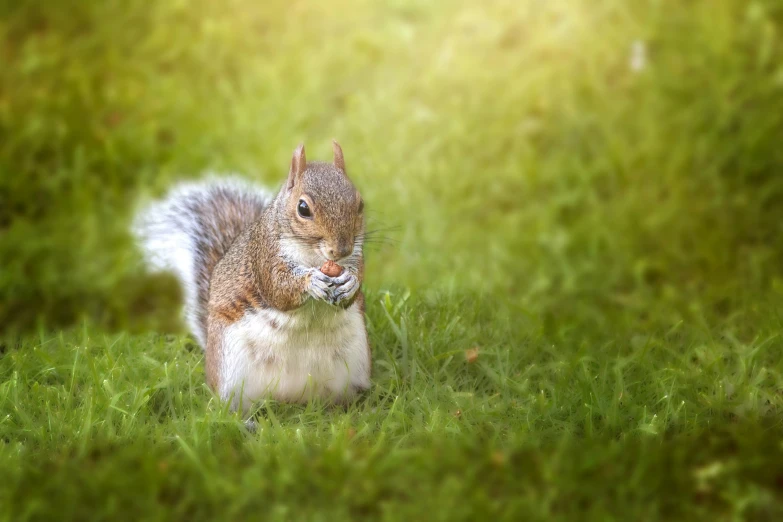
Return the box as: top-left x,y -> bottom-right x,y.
327,242 -> 353,261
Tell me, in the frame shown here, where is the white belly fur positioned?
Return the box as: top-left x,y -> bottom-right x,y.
219,299 -> 370,408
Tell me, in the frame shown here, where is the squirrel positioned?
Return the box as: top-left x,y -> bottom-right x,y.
133,141 -> 371,410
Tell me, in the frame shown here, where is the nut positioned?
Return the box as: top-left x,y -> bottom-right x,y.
320,260 -> 343,277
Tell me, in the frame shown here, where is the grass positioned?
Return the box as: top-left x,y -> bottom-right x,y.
2,0 -> 783,519
2,296 -> 783,520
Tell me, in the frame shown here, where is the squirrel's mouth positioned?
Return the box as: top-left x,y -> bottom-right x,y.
318,245 -> 341,263
318,243 -> 359,266
280,236 -> 359,269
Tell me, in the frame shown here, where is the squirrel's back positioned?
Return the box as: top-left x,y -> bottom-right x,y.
133,177 -> 273,346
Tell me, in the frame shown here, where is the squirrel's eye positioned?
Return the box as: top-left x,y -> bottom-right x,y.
297,199 -> 312,218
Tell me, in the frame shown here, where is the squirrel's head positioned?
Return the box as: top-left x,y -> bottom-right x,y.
278,141 -> 365,267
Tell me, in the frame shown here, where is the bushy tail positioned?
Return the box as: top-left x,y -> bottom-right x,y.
133,176 -> 273,346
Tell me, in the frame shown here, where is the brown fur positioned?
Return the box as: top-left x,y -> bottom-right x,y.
205,315 -> 227,391
196,191 -> 260,290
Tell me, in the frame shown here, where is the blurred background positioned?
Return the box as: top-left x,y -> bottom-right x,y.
1,0 -> 782,335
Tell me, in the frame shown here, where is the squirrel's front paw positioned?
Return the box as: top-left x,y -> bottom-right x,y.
330,272 -> 360,307
305,269 -> 335,302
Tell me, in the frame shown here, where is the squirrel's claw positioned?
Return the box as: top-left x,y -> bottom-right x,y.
331,273 -> 360,306
331,271 -> 353,286
306,269 -> 335,302
303,267 -> 359,306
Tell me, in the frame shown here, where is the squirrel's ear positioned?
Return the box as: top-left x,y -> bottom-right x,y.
332,140 -> 346,173
287,143 -> 306,191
